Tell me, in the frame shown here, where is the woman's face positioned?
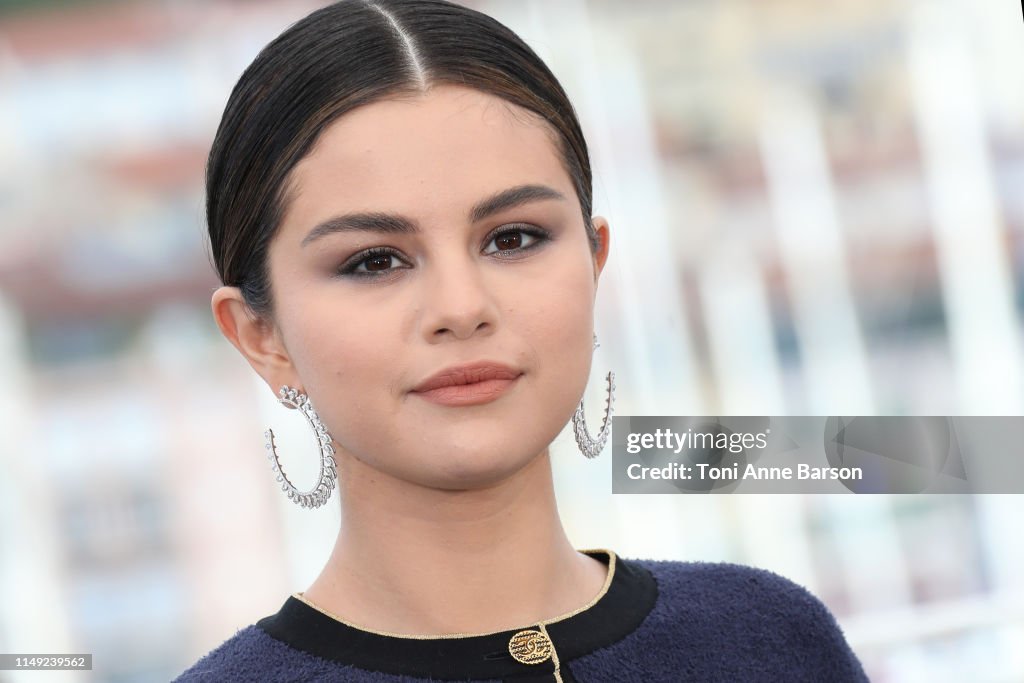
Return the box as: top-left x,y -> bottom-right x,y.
262,84 -> 609,490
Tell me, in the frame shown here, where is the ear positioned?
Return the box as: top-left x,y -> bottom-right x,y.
591,216 -> 611,285
211,286 -> 300,395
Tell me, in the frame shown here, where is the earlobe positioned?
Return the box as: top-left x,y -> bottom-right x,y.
210,286 -> 295,390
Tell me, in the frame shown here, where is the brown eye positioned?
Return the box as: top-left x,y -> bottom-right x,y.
364,254 -> 393,271
483,227 -> 547,256
338,247 -> 410,278
495,232 -> 522,250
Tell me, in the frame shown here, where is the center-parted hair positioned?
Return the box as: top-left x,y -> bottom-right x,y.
206,0 -> 596,321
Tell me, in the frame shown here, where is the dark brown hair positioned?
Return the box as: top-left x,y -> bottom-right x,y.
206,0 -> 596,322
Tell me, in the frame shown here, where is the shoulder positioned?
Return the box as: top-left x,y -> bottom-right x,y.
172,624 -> 355,683
172,622 -> 424,682
172,626 -> 283,682
631,556 -> 850,639
634,557 -> 838,625
173,625 -> 257,682
611,556 -> 870,682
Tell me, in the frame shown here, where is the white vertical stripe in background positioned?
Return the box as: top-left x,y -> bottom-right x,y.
758,87 -> 875,415
907,0 -> 1024,415
698,244 -> 787,414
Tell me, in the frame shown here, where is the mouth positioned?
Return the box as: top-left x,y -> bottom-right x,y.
410,361 -> 523,407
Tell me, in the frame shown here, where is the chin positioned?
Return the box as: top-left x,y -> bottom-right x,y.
421,440 -> 540,490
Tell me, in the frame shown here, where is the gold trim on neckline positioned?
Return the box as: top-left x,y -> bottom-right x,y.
290,547 -> 617,640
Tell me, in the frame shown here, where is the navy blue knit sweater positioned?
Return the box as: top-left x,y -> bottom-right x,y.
173,549 -> 869,682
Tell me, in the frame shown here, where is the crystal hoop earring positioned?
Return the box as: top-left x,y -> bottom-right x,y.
264,386 -> 338,508
573,334 -> 615,458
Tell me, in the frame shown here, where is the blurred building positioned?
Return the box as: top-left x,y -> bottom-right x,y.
0,0 -> 1022,681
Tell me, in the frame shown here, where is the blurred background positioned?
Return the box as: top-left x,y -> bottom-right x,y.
0,0 -> 1022,681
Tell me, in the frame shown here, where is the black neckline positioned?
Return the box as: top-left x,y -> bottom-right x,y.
255,549 -> 658,680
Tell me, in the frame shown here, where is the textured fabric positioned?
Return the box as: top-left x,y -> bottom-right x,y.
173,554 -> 869,682
567,559 -> 869,682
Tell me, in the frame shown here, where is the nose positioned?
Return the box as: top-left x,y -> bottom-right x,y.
419,253 -> 500,342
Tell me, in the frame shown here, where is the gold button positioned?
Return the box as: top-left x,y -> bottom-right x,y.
508,629 -> 553,664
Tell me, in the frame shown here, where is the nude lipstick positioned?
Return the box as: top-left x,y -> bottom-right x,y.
410,361 -> 522,407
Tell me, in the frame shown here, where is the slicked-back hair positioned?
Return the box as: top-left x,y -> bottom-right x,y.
206,0 -> 596,322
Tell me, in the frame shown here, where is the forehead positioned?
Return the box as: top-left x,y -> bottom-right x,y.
280,84 -> 573,236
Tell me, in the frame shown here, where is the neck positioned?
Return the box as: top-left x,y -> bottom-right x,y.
301,448 -> 608,636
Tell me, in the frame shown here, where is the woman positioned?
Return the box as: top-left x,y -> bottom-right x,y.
175,1 -> 869,681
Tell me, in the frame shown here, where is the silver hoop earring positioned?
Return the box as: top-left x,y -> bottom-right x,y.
573,334 -> 615,459
264,386 -> 338,509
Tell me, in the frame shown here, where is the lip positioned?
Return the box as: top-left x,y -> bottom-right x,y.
410,361 -> 523,407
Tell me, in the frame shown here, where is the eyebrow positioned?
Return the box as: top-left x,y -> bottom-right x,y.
300,183 -> 567,248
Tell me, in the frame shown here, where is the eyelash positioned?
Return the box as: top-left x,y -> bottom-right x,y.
336,225 -> 552,279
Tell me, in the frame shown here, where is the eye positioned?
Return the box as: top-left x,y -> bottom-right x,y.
483,226 -> 549,256
337,247 -> 410,278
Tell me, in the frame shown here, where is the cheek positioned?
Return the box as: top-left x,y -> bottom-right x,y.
282,290 -> 404,430
509,246 -> 596,396
520,243 -> 595,339
294,295 -> 393,370
304,323 -> 409,473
